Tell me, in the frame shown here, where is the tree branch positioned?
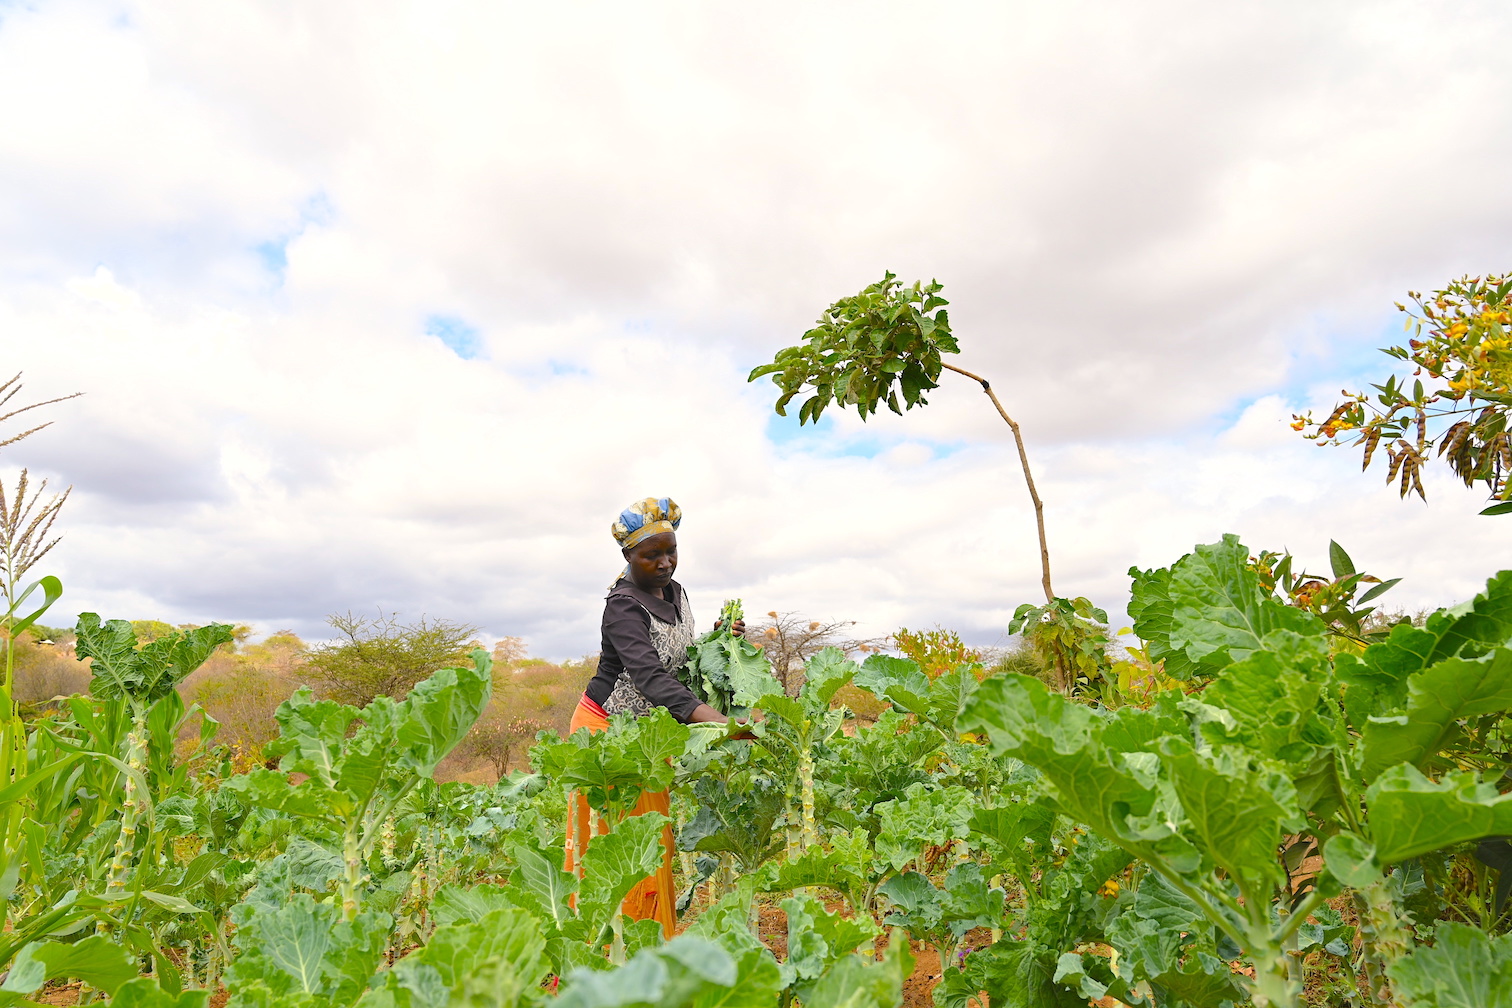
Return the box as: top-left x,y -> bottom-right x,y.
939,362 -> 1054,602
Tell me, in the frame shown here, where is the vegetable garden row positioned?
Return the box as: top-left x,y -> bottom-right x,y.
1,534 -> 1510,1008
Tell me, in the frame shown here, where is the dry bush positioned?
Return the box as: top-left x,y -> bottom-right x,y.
183,631 -> 306,754
448,707 -> 551,781
745,611 -> 887,697
304,611 -> 478,706
11,635 -> 88,711
440,644 -> 599,780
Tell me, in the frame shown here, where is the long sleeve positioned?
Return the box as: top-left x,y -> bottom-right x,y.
599,595 -> 701,722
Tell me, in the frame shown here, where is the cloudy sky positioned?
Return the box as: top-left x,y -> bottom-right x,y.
4,0 -> 1512,658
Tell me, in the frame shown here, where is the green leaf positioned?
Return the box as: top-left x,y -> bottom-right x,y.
939,863 -> 1005,938
507,838 -> 578,930
577,813 -> 669,936
1329,540 -> 1356,579
555,934 -> 779,1008
139,890 -> 204,915
384,907 -> 547,1008
958,675 -> 1152,845
225,895 -> 389,1005
1480,501 -> 1512,516
1367,765 -> 1512,864
781,893 -> 879,986
1358,577 -> 1402,604
1388,922 -> 1512,1007
1202,631 -> 1331,758
393,651 -> 493,776
877,871 -> 944,940
756,829 -> 870,906
1131,535 -> 1323,680
969,802 -> 1054,874
112,978 -> 212,1008
1323,832 -> 1380,889
6,575 -> 61,637
1158,738 -> 1297,890
430,883 -> 517,928
679,773 -> 782,873
963,939 -> 1082,1008
1357,648 -> 1512,782
803,936 -> 913,1008
1,936 -> 137,995
873,784 -> 973,872
75,615 -> 234,707
799,648 -> 858,707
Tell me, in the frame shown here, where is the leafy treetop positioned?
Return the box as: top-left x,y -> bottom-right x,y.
748,272 -> 958,424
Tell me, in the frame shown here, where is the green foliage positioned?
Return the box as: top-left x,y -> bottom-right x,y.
0,935 -> 137,997
304,611 -> 480,707
1128,533 -> 1323,680
853,655 -> 977,737
682,599 -> 780,714
747,272 -> 957,424
224,895 -> 388,1008
1389,922 -> 1512,1007
75,614 -> 235,708
1008,597 -> 1111,695
554,934 -> 781,1008
357,907 -> 549,1008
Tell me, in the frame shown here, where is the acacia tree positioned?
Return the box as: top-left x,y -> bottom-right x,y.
1295,272 -> 1512,512
746,610 -> 884,696
748,272 -> 1057,602
304,610 -> 479,706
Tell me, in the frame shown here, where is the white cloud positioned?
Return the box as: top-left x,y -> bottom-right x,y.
4,0 -> 1512,659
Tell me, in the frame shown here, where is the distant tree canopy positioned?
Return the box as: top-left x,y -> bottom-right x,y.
304,611 -> 480,706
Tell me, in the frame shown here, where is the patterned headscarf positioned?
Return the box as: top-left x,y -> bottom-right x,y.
612,497 -> 682,551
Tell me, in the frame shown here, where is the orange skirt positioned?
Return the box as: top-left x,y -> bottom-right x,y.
565,696 -> 677,938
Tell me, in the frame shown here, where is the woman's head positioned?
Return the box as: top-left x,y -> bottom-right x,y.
622,531 -> 677,591
612,497 -> 681,591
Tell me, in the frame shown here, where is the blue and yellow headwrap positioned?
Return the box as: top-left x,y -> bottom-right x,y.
612,497 -> 682,551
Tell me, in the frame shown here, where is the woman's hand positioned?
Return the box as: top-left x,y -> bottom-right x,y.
714,618 -> 747,637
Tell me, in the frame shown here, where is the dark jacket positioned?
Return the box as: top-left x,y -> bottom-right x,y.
584,578 -> 701,722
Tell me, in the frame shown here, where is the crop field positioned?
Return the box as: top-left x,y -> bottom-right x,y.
0,528 -> 1507,1008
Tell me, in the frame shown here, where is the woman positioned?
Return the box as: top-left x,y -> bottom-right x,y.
565,497 -> 740,937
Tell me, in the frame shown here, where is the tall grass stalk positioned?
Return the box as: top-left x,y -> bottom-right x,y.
0,374 -> 79,935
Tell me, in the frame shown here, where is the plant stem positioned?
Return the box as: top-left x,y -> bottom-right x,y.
609,910 -> 625,966
941,362 -> 1054,603
797,738 -> 819,847
1353,878 -> 1410,1006
103,710 -> 147,901
340,824 -> 363,922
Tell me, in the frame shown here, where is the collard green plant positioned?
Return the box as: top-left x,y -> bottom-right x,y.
1388,921 -> 1512,1007
224,651 -> 491,921
963,535 -> 1512,1008
681,599 -> 780,715
73,616 -> 234,920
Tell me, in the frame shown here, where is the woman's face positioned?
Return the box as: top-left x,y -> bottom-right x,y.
624,532 -> 677,592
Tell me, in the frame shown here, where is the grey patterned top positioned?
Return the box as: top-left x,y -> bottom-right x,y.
589,579 -> 702,721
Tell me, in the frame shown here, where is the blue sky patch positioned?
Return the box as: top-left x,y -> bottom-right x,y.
426,315 -> 483,360
764,409 -> 966,460
255,240 -> 288,278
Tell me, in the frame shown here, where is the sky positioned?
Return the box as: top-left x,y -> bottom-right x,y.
4,0 -> 1512,658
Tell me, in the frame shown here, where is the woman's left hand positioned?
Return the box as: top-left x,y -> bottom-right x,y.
714,619 -> 747,637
